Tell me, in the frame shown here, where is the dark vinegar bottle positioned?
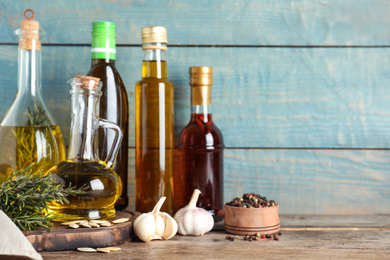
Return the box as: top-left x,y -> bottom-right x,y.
87,22 -> 129,210
175,67 -> 224,222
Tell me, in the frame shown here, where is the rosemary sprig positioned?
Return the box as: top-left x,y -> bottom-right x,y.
25,104 -> 50,126
0,165 -> 86,231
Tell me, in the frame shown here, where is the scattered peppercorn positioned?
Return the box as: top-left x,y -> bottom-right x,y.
278,232 -> 282,236
230,237 -> 235,241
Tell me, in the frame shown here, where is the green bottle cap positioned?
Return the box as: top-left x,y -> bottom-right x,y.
91,21 -> 116,60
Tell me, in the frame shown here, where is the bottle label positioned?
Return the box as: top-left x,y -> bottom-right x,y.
91,38 -> 116,60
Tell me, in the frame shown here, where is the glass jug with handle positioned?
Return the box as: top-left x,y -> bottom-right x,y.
47,75 -> 123,221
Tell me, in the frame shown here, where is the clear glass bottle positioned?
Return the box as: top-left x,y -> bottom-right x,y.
135,26 -> 174,214
87,21 -> 129,210
0,10 -> 66,183
47,75 -> 123,221
174,67 -> 224,222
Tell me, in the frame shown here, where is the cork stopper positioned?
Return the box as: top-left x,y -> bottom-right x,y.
189,67 -> 213,106
19,9 -> 41,51
73,75 -> 101,90
141,26 -> 168,50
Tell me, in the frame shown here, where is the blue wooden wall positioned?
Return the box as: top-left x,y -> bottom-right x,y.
0,0 -> 389,214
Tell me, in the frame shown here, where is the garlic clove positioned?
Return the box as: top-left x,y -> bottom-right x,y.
161,212 -> 178,239
134,213 -> 156,242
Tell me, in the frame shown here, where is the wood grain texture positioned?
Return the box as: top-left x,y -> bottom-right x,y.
0,0 -> 389,46
124,148 -> 390,214
40,215 -> 390,259
1,46 -> 390,148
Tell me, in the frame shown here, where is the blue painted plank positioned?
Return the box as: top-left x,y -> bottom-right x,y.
0,0 -> 389,45
125,148 -> 390,214
1,46 -> 390,148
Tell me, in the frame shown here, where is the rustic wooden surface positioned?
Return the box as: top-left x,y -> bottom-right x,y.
39,215 -> 390,259
0,0 -> 389,215
23,212 -> 135,252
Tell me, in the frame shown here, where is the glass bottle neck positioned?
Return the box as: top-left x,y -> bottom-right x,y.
17,48 -> 42,98
67,90 -> 100,161
142,43 -> 167,79
191,105 -> 212,123
91,58 -> 115,66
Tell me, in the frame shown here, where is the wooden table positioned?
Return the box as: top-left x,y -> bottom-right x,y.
40,215 -> 390,259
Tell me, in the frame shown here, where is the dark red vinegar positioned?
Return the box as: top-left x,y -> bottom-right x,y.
175,112 -> 224,222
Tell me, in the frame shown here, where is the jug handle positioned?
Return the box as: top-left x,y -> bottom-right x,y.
98,119 -> 123,168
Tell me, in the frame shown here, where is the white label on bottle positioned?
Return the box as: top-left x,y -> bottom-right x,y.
91,48 -> 116,53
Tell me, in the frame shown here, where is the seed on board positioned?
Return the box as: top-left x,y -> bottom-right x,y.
112,218 -> 129,224
105,247 -> 121,251
89,220 -> 109,224
89,222 -> 100,228
61,220 -> 82,226
77,247 -> 97,252
79,221 -> 92,228
97,248 -> 111,253
69,223 -> 79,229
100,221 -> 112,227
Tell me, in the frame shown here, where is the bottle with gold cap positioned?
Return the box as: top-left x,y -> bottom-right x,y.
135,26 -> 174,214
174,67 -> 224,222
0,10 -> 66,183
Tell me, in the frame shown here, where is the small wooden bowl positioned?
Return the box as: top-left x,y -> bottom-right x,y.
224,204 -> 280,235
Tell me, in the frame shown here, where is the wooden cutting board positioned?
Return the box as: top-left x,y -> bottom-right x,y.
23,211 -> 139,251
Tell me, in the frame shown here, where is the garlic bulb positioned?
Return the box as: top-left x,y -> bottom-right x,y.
174,189 -> 214,236
133,197 -> 178,242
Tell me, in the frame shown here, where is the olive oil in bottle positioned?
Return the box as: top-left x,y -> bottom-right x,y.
135,26 -> 174,214
87,22 -> 129,210
47,75 -> 123,221
0,10 -> 66,183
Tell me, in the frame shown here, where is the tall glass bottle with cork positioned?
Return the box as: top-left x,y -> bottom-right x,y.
87,22 -> 129,210
135,26 -> 174,214
0,10 -> 66,183
174,67 -> 224,222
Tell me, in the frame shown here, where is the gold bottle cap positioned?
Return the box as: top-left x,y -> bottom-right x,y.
73,75 -> 101,90
189,67 -> 213,106
19,9 -> 41,50
141,26 -> 167,50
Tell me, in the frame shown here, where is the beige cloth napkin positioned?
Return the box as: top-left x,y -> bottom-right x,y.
0,210 -> 42,260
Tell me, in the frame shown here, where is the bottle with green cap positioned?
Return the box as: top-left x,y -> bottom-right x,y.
87,21 -> 129,210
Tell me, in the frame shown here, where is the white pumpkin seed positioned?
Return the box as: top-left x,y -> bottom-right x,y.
100,222 -> 112,227
69,223 -> 79,229
97,248 -> 111,253
112,218 -> 129,224
77,247 -> 97,252
61,220 -> 82,225
105,247 -> 121,251
89,220 -> 109,224
79,222 -> 92,228
89,222 -> 100,228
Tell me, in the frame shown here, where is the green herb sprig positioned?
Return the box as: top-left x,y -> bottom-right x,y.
0,165 -> 86,231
